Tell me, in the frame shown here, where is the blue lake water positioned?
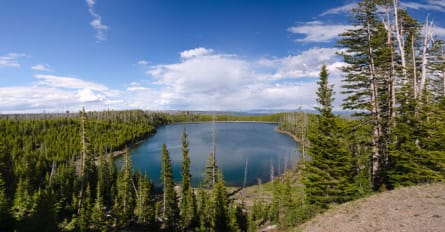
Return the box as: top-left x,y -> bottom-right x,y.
119,122 -> 299,187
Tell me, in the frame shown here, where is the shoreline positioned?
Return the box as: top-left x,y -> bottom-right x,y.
172,120 -> 278,124
110,131 -> 156,159
275,127 -> 301,143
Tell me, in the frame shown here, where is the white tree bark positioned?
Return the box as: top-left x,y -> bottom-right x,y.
419,17 -> 434,96
393,0 -> 408,83
411,35 -> 418,99
367,20 -> 381,188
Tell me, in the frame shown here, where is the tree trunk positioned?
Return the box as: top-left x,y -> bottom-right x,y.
393,0 -> 408,83
385,1 -> 397,121
412,35 -> 418,99
419,17 -> 433,96
367,20 -> 382,189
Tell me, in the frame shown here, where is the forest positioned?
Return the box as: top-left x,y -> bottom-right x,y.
1,0 -> 445,231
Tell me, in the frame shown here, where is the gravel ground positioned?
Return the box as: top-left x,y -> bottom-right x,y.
299,183 -> 445,232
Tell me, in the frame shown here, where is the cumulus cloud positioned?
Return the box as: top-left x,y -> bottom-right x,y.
288,21 -> 354,43
128,47 -> 346,111
0,47 -> 347,113
0,53 -> 27,68
35,74 -> 108,91
180,47 -> 214,59
86,0 -> 108,41
270,47 -> 344,79
0,74 -> 122,114
31,64 -> 53,72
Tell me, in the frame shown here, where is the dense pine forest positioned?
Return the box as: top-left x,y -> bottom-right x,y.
1,0 -> 445,231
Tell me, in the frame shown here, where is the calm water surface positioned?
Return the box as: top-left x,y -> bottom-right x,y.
119,122 -> 299,187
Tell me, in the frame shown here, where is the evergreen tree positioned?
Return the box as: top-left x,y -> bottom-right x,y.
113,148 -> 135,227
302,65 -> 357,208
180,128 -> 197,229
210,171 -> 228,232
11,177 -> 37,225
227,204 -> 241,232
77,184 -> 92,231
91,180 -> 108,231
0,173 -> 13,231
203,152 -> 218,189
196,186 -> 210,232
78,109 -> 96,212
134,172 -> 155,226
203,120 -> 218,189
34,189 -> 58,232
388,85 -> 445,186
160,144 -> 179,229
337,0 -> 392,189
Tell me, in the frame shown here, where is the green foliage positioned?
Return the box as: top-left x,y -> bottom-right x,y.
160,144 -> 179,229
388,88 -> 445,187
0,110 -> 168,231
303,65 -> 358,208
169,111 -> 287,123
77,184 -> 93,231
180,128 -> 197,229
91,178 -> 111,231
203,152 -> 218,189
113,149 -> 135,227
0,174 -> 13,231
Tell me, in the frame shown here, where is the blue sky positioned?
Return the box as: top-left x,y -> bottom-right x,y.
1,0 -> 444,113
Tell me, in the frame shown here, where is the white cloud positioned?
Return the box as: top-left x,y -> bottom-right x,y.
321,0 -> 445,16
320,3 -> 357,16
35,74 -> 108,91
77,88 -> 105,102
288,21 -> 354,43
137,60 -> 150,65
0,74 -> 123,113
271,47 -> 345,79
434,25 -> 445,37
180,47 -> 214,59
428,0 -> 445,8
0,53 -> 27,68
0,48 -> 347,113
86,0 -> 95,7
402,0 -> 445,12
86,0 -> 108,41
31,64 -> 53,72
128,47 -> 346,111
127,82 -> 148,92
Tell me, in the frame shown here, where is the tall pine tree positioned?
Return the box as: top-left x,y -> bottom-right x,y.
180,128 -> 196,229
113,148 -> 135,227
303,65 -> 357,208
337,0 -> 392,189
160,144 -> 179,229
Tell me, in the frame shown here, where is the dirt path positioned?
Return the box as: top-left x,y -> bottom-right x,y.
299,183 -> 445,232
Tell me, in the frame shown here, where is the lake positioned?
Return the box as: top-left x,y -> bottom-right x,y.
119,122 -> 300,187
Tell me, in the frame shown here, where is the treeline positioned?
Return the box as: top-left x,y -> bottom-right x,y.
0,110 -> 171,231
168,111 -> 287,123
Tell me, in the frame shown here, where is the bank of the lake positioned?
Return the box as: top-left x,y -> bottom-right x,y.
275,127 -> 301,143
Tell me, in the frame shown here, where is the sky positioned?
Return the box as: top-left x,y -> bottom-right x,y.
1,0 -> 445,113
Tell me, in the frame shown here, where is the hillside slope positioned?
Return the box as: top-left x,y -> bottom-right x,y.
299,183 -> 445,232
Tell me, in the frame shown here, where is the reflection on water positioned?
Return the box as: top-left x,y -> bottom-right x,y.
117,122 -> 299,187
